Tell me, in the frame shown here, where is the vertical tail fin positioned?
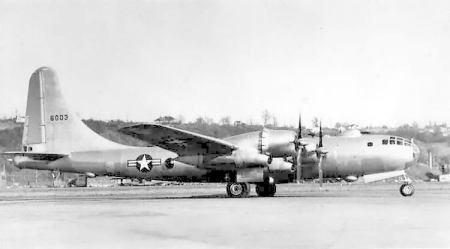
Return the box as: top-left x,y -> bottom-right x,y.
22,67 -> 126,153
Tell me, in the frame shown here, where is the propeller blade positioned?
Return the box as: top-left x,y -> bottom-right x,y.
297,113 -> 302,139
296,149 -> 302,184
318,120 -> 323,148
295,112 -> 303,183
316,120 -> 327,190
318,153 -> 324,190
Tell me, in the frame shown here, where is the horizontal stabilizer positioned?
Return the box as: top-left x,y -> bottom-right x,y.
362,170 -> 406,183
1,151 -> 68,161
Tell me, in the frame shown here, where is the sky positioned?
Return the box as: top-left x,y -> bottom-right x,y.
1,0 -> 450,128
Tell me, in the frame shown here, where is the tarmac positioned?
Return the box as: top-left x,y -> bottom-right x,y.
1,182 -> 450,249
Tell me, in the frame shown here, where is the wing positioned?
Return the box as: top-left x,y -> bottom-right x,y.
1,151 -> 68,161
118,124 -> 237,157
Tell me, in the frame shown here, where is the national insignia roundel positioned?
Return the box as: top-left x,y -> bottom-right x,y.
127,154 -> 162,173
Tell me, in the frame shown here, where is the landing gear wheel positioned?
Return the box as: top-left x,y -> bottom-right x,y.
243,183 -> 251,197
255,183 -> 276,197
267,184 -> 276,197
256,184 -> 266,197
400,183 -> 414,197
226,182 -> 248,198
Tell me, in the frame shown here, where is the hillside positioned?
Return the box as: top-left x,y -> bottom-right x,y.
0,118 -> 20,131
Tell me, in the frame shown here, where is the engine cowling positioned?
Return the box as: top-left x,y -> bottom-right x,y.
267,158 -> 294,173
344,175 -> 358,182
232,148 -> 270,168
259,129 -> 297,157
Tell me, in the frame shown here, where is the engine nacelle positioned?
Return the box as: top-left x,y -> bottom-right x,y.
259,129 -> 297,157
344,175 -> 358,182
232,149 -> 269,168
267,158 -> 293,173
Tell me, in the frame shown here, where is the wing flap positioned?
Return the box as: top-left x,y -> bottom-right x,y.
118,124 -> 237,157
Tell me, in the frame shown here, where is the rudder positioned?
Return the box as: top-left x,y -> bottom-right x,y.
22,67 -> 127,153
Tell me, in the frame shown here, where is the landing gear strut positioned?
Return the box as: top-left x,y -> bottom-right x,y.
255,183 -> 276,197
226,182 -> 251,198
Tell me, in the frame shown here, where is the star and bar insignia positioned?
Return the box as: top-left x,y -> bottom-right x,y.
127,154 -> 161,173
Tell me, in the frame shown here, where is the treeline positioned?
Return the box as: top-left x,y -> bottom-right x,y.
3,119 -> 450,148
3,118 -> 450,153
82,119 -> 268,145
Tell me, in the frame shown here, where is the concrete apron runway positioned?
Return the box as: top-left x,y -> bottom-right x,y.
1,183 -> 450,249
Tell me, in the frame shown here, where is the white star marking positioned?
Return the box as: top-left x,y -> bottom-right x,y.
137,156 -> 151,172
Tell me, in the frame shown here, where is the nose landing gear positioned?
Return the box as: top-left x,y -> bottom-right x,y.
400,183 -> 414,197
400,173 -> 414,197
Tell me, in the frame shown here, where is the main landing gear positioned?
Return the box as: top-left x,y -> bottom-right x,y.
226,182 -> 251,198
255,183 -> 276,197
226,182 -> 277,198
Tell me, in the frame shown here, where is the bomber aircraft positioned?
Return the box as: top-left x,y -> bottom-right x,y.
2,67 -> 419,198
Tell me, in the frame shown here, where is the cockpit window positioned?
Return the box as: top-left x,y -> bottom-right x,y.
390,140 -> 395,145
382,139 -> 388,145
397,140 -> 403,145
405,142 -> 411,146
390,136 -> 396,140
368,142 -> 373,147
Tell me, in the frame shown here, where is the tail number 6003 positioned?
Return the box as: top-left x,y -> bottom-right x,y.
50,115 -> 68,121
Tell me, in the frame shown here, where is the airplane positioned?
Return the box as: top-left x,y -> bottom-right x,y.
1,67 -> 420,198
120,118 -> 420,197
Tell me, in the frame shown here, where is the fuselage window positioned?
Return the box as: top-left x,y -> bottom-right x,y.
390,140 -> 395,145
367,142 -> 373,147
382,139 -> 388,145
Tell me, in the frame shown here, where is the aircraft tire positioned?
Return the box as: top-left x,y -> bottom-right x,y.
268,184 -> 276,197
256,184 -> 266,197
243,183 -> 251,197
255,183 -> 276,197
226,182 -> 246,198
400,183 -> 414,197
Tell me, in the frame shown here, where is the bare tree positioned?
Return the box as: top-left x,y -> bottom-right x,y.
177,115 -> 185,124
311,116 -> 319,127
220,116 -> 231,126
272,115 -> 278,128
261,110 -> 271,126
204,116 -> 214,125
195,116 -> 205,125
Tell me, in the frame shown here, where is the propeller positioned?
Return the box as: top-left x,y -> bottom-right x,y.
316,120 -> 328,190
294,113 -> 303,184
